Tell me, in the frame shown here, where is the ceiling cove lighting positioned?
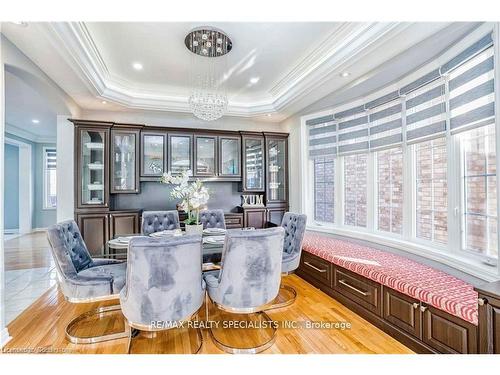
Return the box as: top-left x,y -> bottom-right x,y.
185,26 -> 232,121
32,119 -> 40,124
132,62 -> 143,71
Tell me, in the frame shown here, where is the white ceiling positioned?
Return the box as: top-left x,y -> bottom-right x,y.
0,22 -> 482,123
5,70 -> 57,141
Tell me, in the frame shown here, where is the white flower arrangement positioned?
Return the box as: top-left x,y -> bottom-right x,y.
160,170 -> 210,225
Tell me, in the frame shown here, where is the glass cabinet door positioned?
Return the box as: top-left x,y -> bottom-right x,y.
169,135 -> 192,174
142,134 -> 165,176
267,138 -> 286,202
244,137 -> 264,191
219,137 -> 241,177
111,131 -> 138,192
195,136 -> 216,176
81,129 -> 106,206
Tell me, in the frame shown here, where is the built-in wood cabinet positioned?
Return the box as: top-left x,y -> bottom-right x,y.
241,207 -> 267,229
383,288 -> 421,338
218,135 -> 241,178
141,131 -> 166,177
168,133 -> 193,175
476,281 -> 500,353
265,133 -> 288,204
241,132 -> 265,192
76,210 -> 141,257
74,121 -> 112,210
297,252 -> 480,354
194,135 -> 217,177
111,126 -> 141,193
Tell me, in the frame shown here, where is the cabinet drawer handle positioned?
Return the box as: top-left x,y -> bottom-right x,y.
478,298 -> 487,306
304,261 -> 327,273
420,306 -> 428,312
412,303 -> 419,309
338,279 -> 369,296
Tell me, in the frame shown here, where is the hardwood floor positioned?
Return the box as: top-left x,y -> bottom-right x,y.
4,231 -> 54,271
3,275 -> 413,354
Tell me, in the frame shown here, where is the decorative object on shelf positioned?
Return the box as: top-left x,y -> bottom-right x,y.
185,26 -> 232,122
241,194 -> 264,207
160,169 -> 210,234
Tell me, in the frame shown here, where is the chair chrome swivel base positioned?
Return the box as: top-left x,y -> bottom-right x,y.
125,315 -> 203,354
264,272 -> 297,311
207,298 -> 277,354
65,304 -> 130,344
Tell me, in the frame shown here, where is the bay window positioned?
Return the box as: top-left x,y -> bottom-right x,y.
376,147 -> 403,234
414,138 -> 448,244
344,153 -> 367,227
314,156 -> 335,223
460,124 -> 498,259
304,30 -> 498,275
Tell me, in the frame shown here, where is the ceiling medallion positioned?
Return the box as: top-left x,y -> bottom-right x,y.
185,27 -> 232,121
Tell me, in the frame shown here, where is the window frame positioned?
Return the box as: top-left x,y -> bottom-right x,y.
43,146 -> 57,210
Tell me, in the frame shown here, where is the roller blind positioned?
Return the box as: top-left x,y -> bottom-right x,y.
307,115 -> 337,158
336,107 -> 369,155
369,100 -> 403,150
405,77 -> 447,142
448,46 -> 495,133
45,148 -> 57,170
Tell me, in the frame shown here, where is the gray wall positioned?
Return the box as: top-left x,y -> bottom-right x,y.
4,143 -> 19,230
34,142 -> 57,228
112,181 -> 243,213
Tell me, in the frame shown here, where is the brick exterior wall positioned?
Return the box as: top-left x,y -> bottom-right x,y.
377,147 -> 403,234
314,156 -> 335,223
415,137 -> 448,244
344,154 -> 367,227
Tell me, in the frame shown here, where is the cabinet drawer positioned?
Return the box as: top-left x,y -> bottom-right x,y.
300,253 -> 331,286
423,306 -> 478,354
333,267 -> 381,315
383,288 -> 422,339
224,214 -> 243,228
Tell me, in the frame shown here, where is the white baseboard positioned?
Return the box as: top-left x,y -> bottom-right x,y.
32,228 -> 48,232
0,327 -> 11,349
3,229 -> 19,234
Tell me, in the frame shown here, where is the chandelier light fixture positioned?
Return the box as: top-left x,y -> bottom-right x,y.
185,27 -> 232,121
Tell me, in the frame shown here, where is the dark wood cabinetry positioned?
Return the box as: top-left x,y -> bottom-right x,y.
110,211 -> 141,236
422,305 -> 477,354
141,131 -> 167,178
297,252 -> 480,354
76,213 -> 109,256
241,132 -> 265,192
224,213 -> 243,229
383,288 -> 421,338
194,134 -> 217,177
242,207 -> 267,229
334,267 -> 382,315
476,281 -> 500,353
110,126 -> 141,193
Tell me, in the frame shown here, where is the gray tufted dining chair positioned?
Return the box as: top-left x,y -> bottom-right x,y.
46,220 -> 128,344
204,227 -> 285,353
120,235 -> 205,353
141,210 -> 180,235
199,209 -> 226,229
265,212 -> 307,310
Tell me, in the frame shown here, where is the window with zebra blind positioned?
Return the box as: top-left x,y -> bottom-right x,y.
43,147 -> 57,209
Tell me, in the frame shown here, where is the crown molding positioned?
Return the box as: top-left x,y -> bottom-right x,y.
42,22 -> 415,118
5,122 -> 56,144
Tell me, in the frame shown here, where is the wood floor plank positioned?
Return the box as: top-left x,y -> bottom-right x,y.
3,275 -> 413,354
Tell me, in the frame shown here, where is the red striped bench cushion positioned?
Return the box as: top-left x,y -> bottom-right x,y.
302,232 -> 478,325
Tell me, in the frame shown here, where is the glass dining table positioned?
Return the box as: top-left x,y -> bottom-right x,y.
106,230 -> 225,271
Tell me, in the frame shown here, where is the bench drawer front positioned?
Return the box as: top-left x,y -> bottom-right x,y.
383,288 -> 422,339
300,253 -> 331,286
333,267 -> 381,315
423,306 -> 478,354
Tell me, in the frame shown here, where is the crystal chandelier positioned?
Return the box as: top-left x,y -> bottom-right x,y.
185,27 -> 232,121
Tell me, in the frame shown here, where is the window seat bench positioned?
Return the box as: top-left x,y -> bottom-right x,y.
296,231 -> 480,353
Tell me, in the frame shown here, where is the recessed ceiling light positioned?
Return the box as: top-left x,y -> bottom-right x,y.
32,119 -> 40,124
132,62 -> 143,71
249,77 -> 260,84
101,100 -> 107,104
340,71 -> 350,78
267,114 -> 272,117
11,21 -> 28,27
